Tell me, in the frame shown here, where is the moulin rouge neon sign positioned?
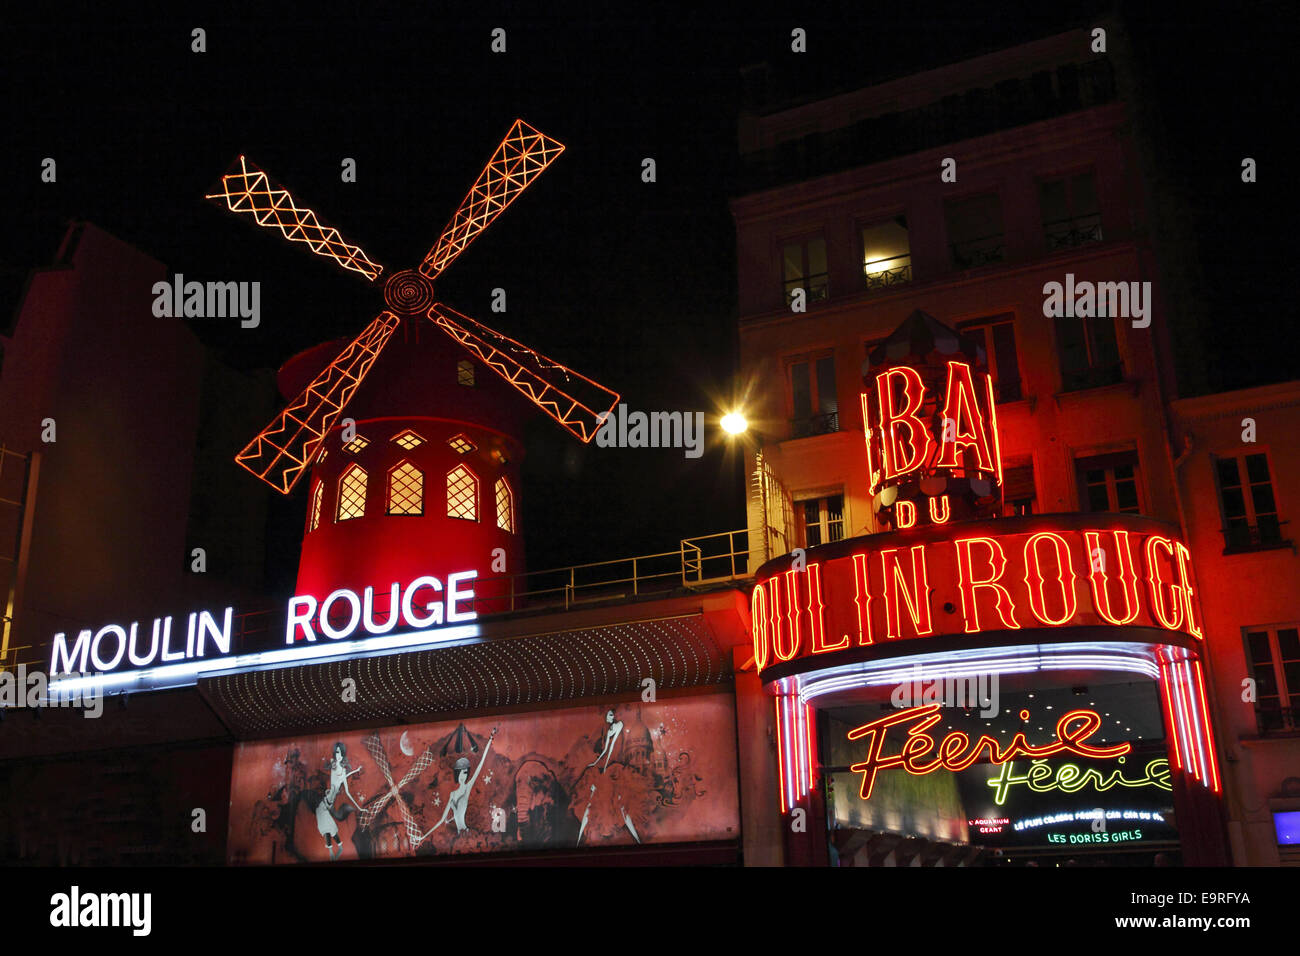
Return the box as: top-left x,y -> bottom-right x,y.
846,703 -> 1131,800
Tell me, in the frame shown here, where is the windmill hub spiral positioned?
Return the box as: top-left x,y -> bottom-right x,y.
383,270 -> 435,315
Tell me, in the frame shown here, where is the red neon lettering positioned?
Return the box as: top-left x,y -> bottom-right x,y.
861,393 -> 881,494
1023,531 -> 1078,625
1145,535 -> 1185,631
954,536 -> 1019,633
876,366 -> 935,481
1174,542 -> 1203,639
773,573 -> 799,662
852,552 -> 874,646
804,563 -> 843,653
1084,530 -> 1140,626
936,361 -> 995,474
847,704 -> 1131,800
895,499 -> 917,529
750,582 -> 769,671
880,545 -> 933,640
928,495 -> 951,524
983,373 -> 1004,487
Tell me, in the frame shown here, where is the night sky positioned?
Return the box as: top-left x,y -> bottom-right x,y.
3,1 -> 1293,588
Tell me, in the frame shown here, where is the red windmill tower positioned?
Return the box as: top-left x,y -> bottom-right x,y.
207,120 -> 618,619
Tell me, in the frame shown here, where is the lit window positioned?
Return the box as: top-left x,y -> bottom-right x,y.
1075,451 -> 1141,515
336,464 -> 367,521
1040,171 -> 1102,249
343,434 -> 370,454
495,477 -> 514,532
800,493 -> 844,547
447,466 -> 477,521
959,314 -> 1022,402
393,430 -> 425,450
308,480 -> 324,532
448,434 -> 476,455
788,354 -> 838,438
387,461 -> 423,516
861,217 -> 911,290
946,193 -> 1005,269
782,237 -> 828,306
490,448 -> 508,465
1216,453 -> 1284,551
1245,626 -> 1300,732
318,447 -> 328,463
457,359 -> 476,387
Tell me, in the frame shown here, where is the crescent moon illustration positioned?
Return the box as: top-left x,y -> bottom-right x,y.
399,731 -> 414,757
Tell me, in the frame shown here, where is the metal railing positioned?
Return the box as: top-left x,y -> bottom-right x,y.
863,260 -> 912,291
784,274 -> 829,306
951,235 -> 1005,269
789,411 -> 840,439
1044,216 -> 1103,250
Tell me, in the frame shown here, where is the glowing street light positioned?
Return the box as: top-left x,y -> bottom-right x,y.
721,411 -> 748,435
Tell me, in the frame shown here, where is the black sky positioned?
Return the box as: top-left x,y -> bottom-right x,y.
3,1 -> 1294,582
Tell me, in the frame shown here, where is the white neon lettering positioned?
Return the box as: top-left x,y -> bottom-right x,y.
402,576 -> 443,628
198,608 -> 232,656
363,583 -> 400,635
129,621 -> 159,667
50,629 -> 92,675
91,624 -> 127,672
286,595 -> 318,644
320,589 -> 362,640
447,571 -> 478,623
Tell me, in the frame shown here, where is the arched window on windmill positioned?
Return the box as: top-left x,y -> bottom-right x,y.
337,464 -> 368,521
308,478 -> 325,532
495,477 -> 514,533
447,465 -> 478,521
387,461 -> 424,516
457,359 -> 476,387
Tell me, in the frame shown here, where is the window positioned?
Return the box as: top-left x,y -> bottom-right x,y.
336,464 -> 367,521
800,494 -> 845,547
393,429 -> 425,450
308,480 -> 324,532
447,466 -> 477,521
447,434 -> 476,455
789,355 -> 838,438
490,448 -> 509,465
457,359 -> 476,387
782,237 -> 828,306
1215,453 -> 1285,551
343,434 -> 370,454
1245,626 -> 1300,732
387,461 -> 423,516
958,314 -> 1022,402
1055,308 -> 1122,391
1075,451 -> 1141,514
1002,459 -> 1037,516
946,193 -> 1005,269
495,477 -> 514,532
317,448 -> 328,463
861,217 -> 911,290
1040,171 -> 1102,250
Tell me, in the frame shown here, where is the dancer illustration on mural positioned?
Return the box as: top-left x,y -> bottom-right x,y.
316,742 -> 363,861
574,706 -> 654,846
419,727 -> 497,840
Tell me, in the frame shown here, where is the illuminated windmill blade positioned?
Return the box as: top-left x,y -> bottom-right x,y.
235,312 -> 401,494
206,156 -> 385,281
419,119 -> 565,280
429,304 -> 619,443
358,734 -> 436,847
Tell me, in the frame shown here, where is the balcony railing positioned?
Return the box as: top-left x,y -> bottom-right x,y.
951,235 -> 1005,270
784,274 -> 829,307
1061,361 -> 1124,393
1222,519 -> 1288,553
863,258 -> 912,292
789,411 -> 840,439
1254,705 -> 1299,734
1044,215 -> 1103,250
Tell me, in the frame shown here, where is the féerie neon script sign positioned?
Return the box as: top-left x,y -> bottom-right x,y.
847,704 -> 1130,800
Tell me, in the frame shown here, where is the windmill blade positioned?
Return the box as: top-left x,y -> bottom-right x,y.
206,155 -> 385,281
358,733 -> 397,828
236,312 -> 401,495
419,120 -> 564,280
429,304 -> 619,443
398,749 -> 437,790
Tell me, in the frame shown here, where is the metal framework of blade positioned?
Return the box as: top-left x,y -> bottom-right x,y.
419,120 -> 564,280
429,304 -> 619,443
235,312 -> 401,495
206,156 -> 385,281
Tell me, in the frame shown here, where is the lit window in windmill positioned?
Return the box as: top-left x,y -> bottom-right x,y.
495,477 -> 514,532
387,462 -> 423,516
337,465 -> 367,521
447,466 -> 477,521
457,359 -> 476,387
393,430 -> 425,450
344,434 -> 370,454
448,434 -> 476,455
490,448 -> 508,465
309,480 -> 324,532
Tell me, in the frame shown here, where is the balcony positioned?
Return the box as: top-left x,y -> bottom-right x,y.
863,258 -> 912,292
1045,215 -> 1104,250
784,273 -> 829,307
951,234 -> 1005,270
789,410 -> 840,439
1222,519 -> 1290,554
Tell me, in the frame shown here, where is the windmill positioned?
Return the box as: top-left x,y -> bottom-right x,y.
357,731 -> 436,850
206,119 -> 620,495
